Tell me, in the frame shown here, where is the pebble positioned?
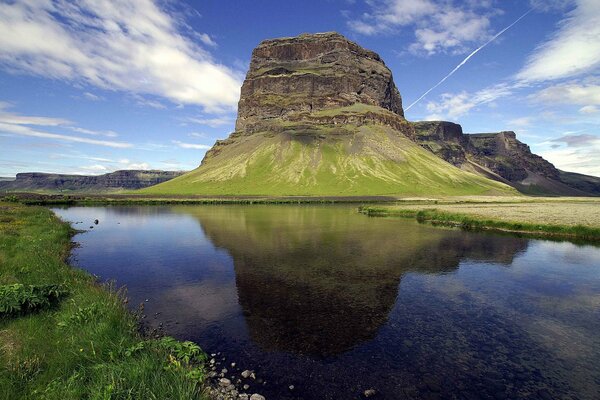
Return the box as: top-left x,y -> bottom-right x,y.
249,394 -> 265,400
231,362 -> 236,367
243,384 -> 250,390
364,388 -> 377,397
222,368 -> 228,374
241,370 -> 252,378
289,385 -> 295,390
218,378 -> 231,388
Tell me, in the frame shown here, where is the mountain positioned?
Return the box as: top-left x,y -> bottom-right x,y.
412,121 -> 600,196
143,32 -> 514,196
0,170 -> 184,193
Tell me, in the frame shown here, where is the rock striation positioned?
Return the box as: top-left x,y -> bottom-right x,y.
235,32 -> 404,134
0,170 -> 184,193
412,121 -> 600,196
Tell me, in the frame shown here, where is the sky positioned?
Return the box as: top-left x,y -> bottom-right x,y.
0,0 -> 599,177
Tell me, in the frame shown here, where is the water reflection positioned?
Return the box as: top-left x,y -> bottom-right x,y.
52,205 -> 600,400
187,206 -> 528,357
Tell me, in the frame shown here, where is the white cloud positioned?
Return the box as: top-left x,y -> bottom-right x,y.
83,92 -> 103,101
81,164 -> 108,172
425,83 -> 516,119
0,122 -> 132,148
172,140 -> 211,150
0,105 -> 131,148
69,127 -> 119,138
348,0 -> 495,55
580,105 -> 598,114
540,146 -> 600,176
123,162 -> 150,170
197,33 -> 217,47
0,0 -> 242,112
517,0 -> 600,82
185,116 -> 233,127
538,133 -> 600,176
531,82 -> 600,106
508,117 -> 533,127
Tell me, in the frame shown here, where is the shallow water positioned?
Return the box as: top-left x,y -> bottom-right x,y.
53,205 -> 600,400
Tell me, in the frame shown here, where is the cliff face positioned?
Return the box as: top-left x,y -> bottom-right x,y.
0,170 -> 184,193
411,122 -> 600,196
235,32 -> 404,133
145,32 -> 513,196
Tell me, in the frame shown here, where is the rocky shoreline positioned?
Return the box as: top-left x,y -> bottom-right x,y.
205,353 -> 269,400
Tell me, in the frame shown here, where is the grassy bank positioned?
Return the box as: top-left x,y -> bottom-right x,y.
3,193 -> 404,206
0,202 -> 208,399
359,201 -> 600,242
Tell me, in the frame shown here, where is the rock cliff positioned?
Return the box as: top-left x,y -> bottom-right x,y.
412,121 -> 600,196
145,32 -> 512,196
0,170 -> 184,193
235,32 -> 403,133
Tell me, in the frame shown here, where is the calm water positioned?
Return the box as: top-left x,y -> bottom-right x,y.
52,205 -> 600,400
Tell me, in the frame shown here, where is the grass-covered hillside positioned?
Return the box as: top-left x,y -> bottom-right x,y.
142,119 -> 516,197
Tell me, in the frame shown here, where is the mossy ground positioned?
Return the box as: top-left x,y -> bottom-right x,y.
142,124 -> 516,197
0,202 -> 208,399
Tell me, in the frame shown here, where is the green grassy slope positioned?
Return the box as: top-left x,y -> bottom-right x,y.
142,123 -> 516,196
0,203 -> 208,399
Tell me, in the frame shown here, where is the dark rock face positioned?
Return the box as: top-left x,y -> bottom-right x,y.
467,131 -> 560,182
412,121 -> 468,166
235,32 -> 404,133
0,170 -> 184,193
411,121 -> 600,196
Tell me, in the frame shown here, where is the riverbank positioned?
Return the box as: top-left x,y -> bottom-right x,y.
359,201 -> 600,242
0,202 -> 209,399
3,192 -> 401,205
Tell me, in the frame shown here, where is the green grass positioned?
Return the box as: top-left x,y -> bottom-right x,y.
0,203 -> 208,400
359,205 -> 600,242
142,123 -> 516,197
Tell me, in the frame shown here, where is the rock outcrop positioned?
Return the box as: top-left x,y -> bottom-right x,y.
235,32 -> 404,133
412,121 -> 600,196
0,170 -> 184,193
145,32 -> 512,196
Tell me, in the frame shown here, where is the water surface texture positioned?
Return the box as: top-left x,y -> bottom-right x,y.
53,205 -> 600,400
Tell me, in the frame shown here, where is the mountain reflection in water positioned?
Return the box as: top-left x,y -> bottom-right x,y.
53,205 -> 600,400
191,206 -> 528,357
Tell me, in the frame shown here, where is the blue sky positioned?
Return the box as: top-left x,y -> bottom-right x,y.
0,0 -> 599,177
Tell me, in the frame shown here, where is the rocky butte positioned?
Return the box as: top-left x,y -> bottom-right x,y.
0,170 -> 184,193
144,32 -> 599,196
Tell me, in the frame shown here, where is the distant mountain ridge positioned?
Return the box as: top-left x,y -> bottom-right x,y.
0,170 -> 185,193
412,121 -> 600,196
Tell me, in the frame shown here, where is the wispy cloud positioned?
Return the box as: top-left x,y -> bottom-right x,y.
0,122 -> 132,148
184,116 -> 234,127
83,92 -> 103,101
347,0 -> 498,55
69,127 -> 119,138
530,81 -> 600,106
424,83 -> 517,120
0,105 -> 131,148
405,9 -> 531,111
517,0 -> 600,82
0,0 -> 242,112
550,133 -> 600,147
172,140 -> 211,150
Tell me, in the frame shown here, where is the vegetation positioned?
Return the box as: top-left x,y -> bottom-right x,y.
359,201 -> 600,241
142,124 -> 516,196
0,202 -> 208,399
0,284 -> 68,317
